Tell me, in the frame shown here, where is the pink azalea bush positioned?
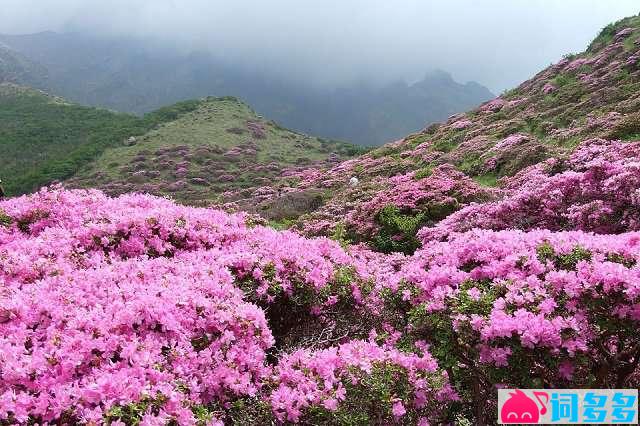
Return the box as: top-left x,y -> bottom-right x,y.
480,98 -> 506,113
420,139 -> 640,241
4,16 -> 640,423
0,256 -> 274,424
1,171 -> 639,423
396,228 -> 640,423
0,187 -> 457,424
270,340 -> 457,424
451,119 -> 472,130
542,82 -> 557,94
4,143 -> 640,424
344,165 -> 494,252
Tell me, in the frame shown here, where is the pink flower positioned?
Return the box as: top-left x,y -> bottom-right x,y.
451,119 -> 472,130
467,287 -> 482,301
323,398 -> 339,411
542,82 -> 557,94
392,400 -> 407,418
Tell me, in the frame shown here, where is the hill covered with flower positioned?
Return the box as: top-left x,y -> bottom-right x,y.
66,96 -> 364,206
225,15 -> 640,251
1,13 -> 640,426
2,142 -> 639,424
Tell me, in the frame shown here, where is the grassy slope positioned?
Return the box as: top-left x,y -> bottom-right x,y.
68,96 -> 365,205
0,83 -> 202,196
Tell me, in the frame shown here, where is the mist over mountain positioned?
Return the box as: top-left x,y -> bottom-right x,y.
0,31 -> 493,145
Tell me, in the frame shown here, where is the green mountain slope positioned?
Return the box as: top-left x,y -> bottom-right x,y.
66,97 -> 365,205
0,82 -> 201,196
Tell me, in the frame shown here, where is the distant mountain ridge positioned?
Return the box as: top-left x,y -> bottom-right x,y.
0,31 -> 493,145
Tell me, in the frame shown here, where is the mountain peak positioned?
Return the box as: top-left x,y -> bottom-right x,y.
422,69 -> 456,83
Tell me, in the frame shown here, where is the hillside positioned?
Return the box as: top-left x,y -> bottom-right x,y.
0,31 -> 493,145
228,14 -> 640,251
1,14 -> 640,426
0,83 -> 203,196
66,97 -> 364,206
0,83 -> 362,199
0,43 -> 48,86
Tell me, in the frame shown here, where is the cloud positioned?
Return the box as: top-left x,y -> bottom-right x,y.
1,0 -> 638,91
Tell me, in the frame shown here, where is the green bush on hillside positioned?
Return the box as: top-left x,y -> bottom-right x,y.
373,205 -> 428,255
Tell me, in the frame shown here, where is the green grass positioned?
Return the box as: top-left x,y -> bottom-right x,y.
414,166 -> 434,179
621,133 -> 640,141
589,24 -> 617,52
545,136 -> 583,150
268,218 -> 296,230
552,73 -> 577,87
373,205 -> 428,255
522,117 -> 547,140
455,150 -> 486,176
0,83 -> 201,195
472,174 -> 499,187
500,87 -> 520,99
432,135 -> 462,153
623,34 -> 639,51
370,144 -> 403,159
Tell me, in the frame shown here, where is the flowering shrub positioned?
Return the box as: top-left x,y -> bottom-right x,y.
451,119 -> 472,130
421,139 -> 640,241
269,340 -> 458,424
345,165 -> 493,251
480,98 -> 506,112
2,166 -> 640,424
479,133 -> 549,176
0,257 -> 273,424
542,82 -> 558,94
0,187 -> 457,424
398,228 -> 640,423
4,15 -> 640,420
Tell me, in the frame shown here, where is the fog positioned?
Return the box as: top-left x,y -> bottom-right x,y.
1,0 -> 639,92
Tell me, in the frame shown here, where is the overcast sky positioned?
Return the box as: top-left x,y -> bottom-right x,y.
1,0 -> 639,92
